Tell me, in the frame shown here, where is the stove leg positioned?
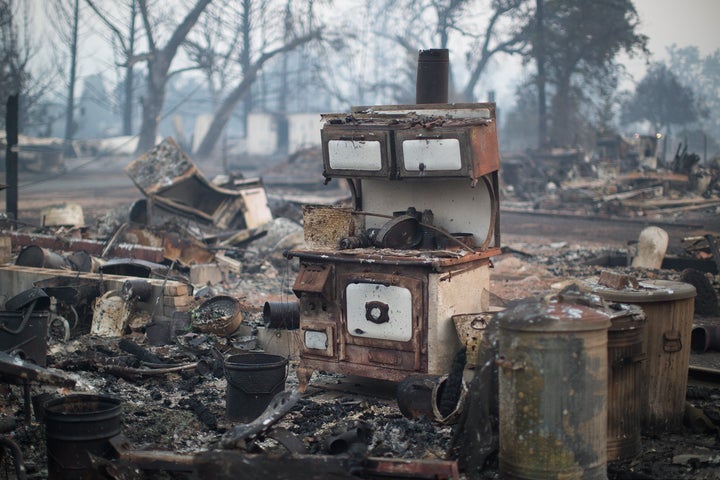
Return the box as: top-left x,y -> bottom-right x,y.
296,366 -> 314,393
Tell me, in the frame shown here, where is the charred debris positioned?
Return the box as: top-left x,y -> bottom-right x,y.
1,53 -> 720,480
502,134 -> 720,218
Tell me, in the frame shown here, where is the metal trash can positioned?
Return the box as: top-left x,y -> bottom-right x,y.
588,279 -> 696,433
606,303 -> 646,461
497,295 -> 611,479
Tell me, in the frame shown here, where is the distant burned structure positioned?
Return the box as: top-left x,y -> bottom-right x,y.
595,133 -> 660,171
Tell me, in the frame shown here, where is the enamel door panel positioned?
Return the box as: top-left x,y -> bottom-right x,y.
321,127 -> 392,178
395,125 -> 499,179
345,283 -> 413,342
401,136 -> 463,172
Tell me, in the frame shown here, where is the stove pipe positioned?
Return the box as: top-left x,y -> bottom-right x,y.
416,49 -> 449,104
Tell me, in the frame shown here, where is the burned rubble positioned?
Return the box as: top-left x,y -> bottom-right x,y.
2,161 -> 720,479
2,61 -> 720,480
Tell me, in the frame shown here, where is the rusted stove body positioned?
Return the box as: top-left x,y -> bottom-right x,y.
289,102 -> 501,386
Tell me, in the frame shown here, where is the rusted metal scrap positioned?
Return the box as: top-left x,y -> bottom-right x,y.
54,355 -> 199,381
125,137 -> 273,230
120,223 -> 215,266
0,350 -> 75,387
4,231 -> 164,264
221,389 -> 301,450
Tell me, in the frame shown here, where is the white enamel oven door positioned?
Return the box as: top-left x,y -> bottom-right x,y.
341,272 -> 424,353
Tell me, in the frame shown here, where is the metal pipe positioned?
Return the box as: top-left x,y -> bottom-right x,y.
416,49 -> 449,104
263,301 -> 300,330
691,324 -> 720,353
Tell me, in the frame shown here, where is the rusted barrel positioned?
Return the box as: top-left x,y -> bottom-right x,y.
44,394 -> 122,480
15,245 -> 69,269
497,296 -> 611,480
606,303 -> 646,461
588,279 -> 696,432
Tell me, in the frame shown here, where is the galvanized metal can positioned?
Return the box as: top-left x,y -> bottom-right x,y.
588,279 -> 696,432
497,296 -> 611,480
606,303 -> 646,461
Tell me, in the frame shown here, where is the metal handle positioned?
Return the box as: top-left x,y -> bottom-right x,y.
663,330 -> 682,353
415,134 -> 442,139
339,135 -> 366,141
365,301 -> 390,324
0,299 -> 37,334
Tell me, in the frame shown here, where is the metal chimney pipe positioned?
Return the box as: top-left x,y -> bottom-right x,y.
416,49 -> 449,104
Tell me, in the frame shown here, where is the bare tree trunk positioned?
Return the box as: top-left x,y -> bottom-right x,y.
536,0 -> 547,149
135,0 -> 212,154
63,0 -> 79,143
6,94 -> 19,221
240,0 -> 252,139
195,31 -> 321,157
196,65 -> 260,157
138,65 -> 168,152
123,0 -> 136,136
550,76 -> 573,146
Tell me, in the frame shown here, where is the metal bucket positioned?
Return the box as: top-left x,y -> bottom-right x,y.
224,353 -> 288,423
606,303 -> 646,461
44,394 -> 122,480
0,310 -> 49,366
588,279 -> 696,432
497,297 -> 611,480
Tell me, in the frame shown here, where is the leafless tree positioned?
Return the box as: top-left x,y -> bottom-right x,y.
362,0 -> 530,104
83,0 -> 141,136
525,0 -> 648,146
51,0 -> 84,142
191,0 -> 323,157
0,0 -> 61,132
86,0 -> 212,153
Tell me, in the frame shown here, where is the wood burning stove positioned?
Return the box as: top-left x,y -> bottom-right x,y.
288,102 -> 501,389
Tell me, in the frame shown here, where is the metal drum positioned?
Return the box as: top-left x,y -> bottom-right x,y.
606,303 -> 646,461
45,394 -> 122,480
497,295 -> 611,480
588,279 -> 696,432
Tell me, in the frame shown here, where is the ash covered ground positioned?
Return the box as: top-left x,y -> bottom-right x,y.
1,235 -> 718,479
1,152 -> 720,479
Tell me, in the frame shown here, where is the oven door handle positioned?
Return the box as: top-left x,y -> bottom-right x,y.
365,301 -> 390,324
